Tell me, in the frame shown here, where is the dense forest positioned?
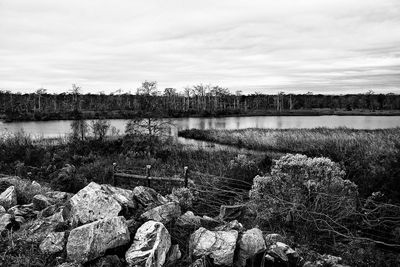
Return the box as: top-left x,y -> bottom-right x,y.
1,84 -> 400,121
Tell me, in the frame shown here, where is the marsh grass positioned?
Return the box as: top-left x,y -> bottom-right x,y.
179,128 -> 400,201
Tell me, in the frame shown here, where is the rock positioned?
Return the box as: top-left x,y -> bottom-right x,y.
56,263 -> 83,267
237,228 -> 266,267
190,227 -> 238,266
31,180 -> 42,191
100,184 -> 137,209
264,233 -> 285,246
45,191 -> 73,204
87,255 -> 123,267
0,213 -> 16,233
189,256 -> 210,267
0,186 -> 17,209
140,202 -> 181,224
200,215 -> 221,229
67,216 -> 130,263
8,203 -> 37,220
14,215 -> 25,225
126,218 -> 141,236
166,244 -> 182,264
219,204 -> 245,221
176,211 -> 201,228
214,220 -> 244,232
63,182 -> 122,226
0,205 -> 5,214
266,242 -> 299,265
41,204 -> 58,218
321,254 -> 343,265
33,194 -> 53,210
40,231 -> 66,254
125,220 -> 171,267
132,186 -> 168,208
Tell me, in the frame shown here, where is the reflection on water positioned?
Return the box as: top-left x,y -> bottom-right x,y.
0,115 -> 399,138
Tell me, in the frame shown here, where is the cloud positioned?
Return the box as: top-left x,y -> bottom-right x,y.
0,0 -> 399,94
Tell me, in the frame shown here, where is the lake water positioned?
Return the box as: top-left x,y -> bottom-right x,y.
0,116 -> 399,138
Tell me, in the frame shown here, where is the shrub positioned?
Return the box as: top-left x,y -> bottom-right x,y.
226,154 -> 259,189
50,164 -> 87,193
169,187 -> 195,211
249,154 -> 358,241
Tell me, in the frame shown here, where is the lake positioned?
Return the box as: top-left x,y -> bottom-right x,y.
0,115 -> 399,138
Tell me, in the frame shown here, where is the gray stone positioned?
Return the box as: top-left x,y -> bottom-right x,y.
140,202 -> 181,224
132,186 -> 168,208
0,213 -> 14,233
125,220 -> 171,267
214,220 -> 244,232
56,263 -> 83,267
0,205 -> 5,214
0,186 -> 17,209
33,194 -> 53,210
190,227 -> 238,266
40,231 -> 66,254
66,216 -> 130,263
176,211 -> 201,228
264,233 -> 285,246
166,244 -> 181,264
237,228 -> 266,267
100,184 -> 137,209
63,182 -> 122,226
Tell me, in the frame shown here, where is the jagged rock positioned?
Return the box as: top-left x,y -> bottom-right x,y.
88,255 -> 123,267
14,215 -> 25,225
176,211 -> 201,228
63,182 -> 122,226
0,213 -> 15,233
0,205 -> 5,214
266,242 -> 299,265
219,204 -> 245,222
101,184 -> 137,209
200,215 -> 221,229
67,216 -> 130,263
33,194 -> 53,210
190,227 -> 238,266
166,244 -> 182,264
132,186 -> 168,208
140,202 -> 181,224
41,204 -> 58,217
125,220 -> 171,267
45,191 -> 73,204
189,256 -> 210,267
213,220 -> 244,232
8,203 -> 37,220
237,228 -> 266,267
264,233 -> 285,246
40,231 -> 66,254
0,186 -> 17,209
31,180 -> 42,191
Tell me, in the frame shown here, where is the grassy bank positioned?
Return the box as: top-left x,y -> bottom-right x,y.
179,128 -> 400,202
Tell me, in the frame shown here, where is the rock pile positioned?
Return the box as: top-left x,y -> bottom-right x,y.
0,176 -> 349,267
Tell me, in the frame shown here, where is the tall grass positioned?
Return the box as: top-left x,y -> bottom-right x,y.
179,128 -> 400,202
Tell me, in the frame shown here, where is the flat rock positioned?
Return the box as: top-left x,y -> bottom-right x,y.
125,220 -> 171,267
237,228 -> 266,267
132,186 -> 168,208
166,244 -> 181,264
190,227 -> 238,266
63,182 -> 122,226
40,231 -> 66,254
140,202 -> 181,224
0,186 -> 17,210
67,216 -> 130,263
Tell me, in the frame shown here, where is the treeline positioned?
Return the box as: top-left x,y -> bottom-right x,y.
1,85 -> 400,121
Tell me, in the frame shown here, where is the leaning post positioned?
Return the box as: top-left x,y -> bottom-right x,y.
146,165 -> 152,187
184,166 -> 189,188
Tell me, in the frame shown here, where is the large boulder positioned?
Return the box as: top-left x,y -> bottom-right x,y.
66,216 -> 130,263
0,186 -> 17,209
33,194 -> 53,210
132,186 -> 168,208
190,227 -> 238,266
63,182 -> 122,226
39,231 -> 66,254
125,220 -> 171,267
140,202 -> 181,224
237,228 -> 266,267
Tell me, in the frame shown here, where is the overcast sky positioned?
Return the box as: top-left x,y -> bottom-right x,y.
1,0 -> 400,94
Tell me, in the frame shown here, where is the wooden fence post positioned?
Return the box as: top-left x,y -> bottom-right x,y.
184,166 -> 189,188
146,165 -> 151,187
112,163 -> 117,186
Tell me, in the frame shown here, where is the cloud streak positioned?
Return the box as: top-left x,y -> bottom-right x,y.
0,0 -> 400,94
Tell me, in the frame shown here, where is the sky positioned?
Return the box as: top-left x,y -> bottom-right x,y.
0,0 -> 400,94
